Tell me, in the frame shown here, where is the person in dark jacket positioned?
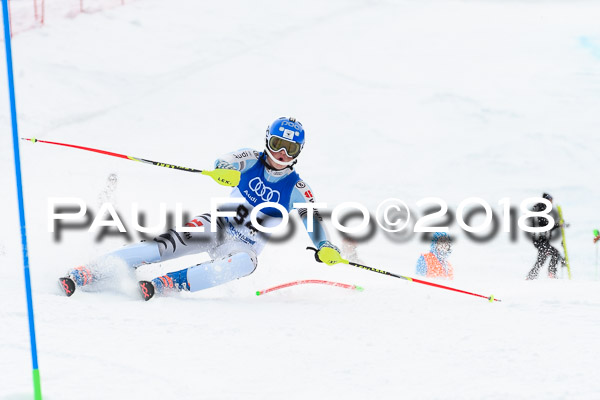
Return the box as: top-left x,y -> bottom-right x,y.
526,193 -> 565,279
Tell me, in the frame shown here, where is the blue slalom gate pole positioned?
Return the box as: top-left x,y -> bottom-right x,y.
1,2 -> 43,399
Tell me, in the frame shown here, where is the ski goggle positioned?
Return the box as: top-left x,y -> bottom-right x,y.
267,136 -> 302,158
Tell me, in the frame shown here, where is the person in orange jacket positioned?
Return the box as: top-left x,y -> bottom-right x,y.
416,232 -> 454,279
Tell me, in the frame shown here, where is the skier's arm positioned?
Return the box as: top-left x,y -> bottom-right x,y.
290,182 -> 342,266
416,255 -> 427,276
290,182 -> 329,248
214,148 -> 260,173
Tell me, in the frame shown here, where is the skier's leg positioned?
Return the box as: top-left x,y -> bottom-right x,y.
527,242 -> 549,280
62,213 -> 223,292
186,251 -> 257,292
151,213 -> 225,262
547,245 -> 561,278
64,241 -> 162,291
141,251 -> 257,300
68,241 -> 162,286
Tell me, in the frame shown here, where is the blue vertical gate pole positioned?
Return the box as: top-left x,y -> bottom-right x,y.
1,1 -> 43,399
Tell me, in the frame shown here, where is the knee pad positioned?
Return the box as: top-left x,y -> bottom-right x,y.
186,252 -> 257,292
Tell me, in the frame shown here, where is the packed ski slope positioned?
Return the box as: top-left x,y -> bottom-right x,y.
2,0 -> 600,399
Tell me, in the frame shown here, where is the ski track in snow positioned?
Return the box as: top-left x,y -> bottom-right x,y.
2,0 -> 600,399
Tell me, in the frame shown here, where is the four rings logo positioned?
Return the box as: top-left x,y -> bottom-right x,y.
248,177 -> 281,203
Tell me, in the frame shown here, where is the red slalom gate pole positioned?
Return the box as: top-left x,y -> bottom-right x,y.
256,280 -> 363,296
306,247 -> 501,302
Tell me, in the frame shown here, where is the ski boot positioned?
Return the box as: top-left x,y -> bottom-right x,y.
139,269 -> 189,301
139,281 -> 156,301
58,276 -> 76,296
58,266 -> 95,297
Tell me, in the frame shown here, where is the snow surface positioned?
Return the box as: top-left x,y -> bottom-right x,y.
2,0 -> 600,399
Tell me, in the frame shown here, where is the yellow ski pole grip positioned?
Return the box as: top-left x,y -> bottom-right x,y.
202,169 -> 241,187
306,247 -> 348,266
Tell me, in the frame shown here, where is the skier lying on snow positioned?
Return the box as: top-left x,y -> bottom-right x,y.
59,117 -> 343,300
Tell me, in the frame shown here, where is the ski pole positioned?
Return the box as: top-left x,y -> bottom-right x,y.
306,247 -> 500,302
557,206 -> 572,279
21,138 -> 240,186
